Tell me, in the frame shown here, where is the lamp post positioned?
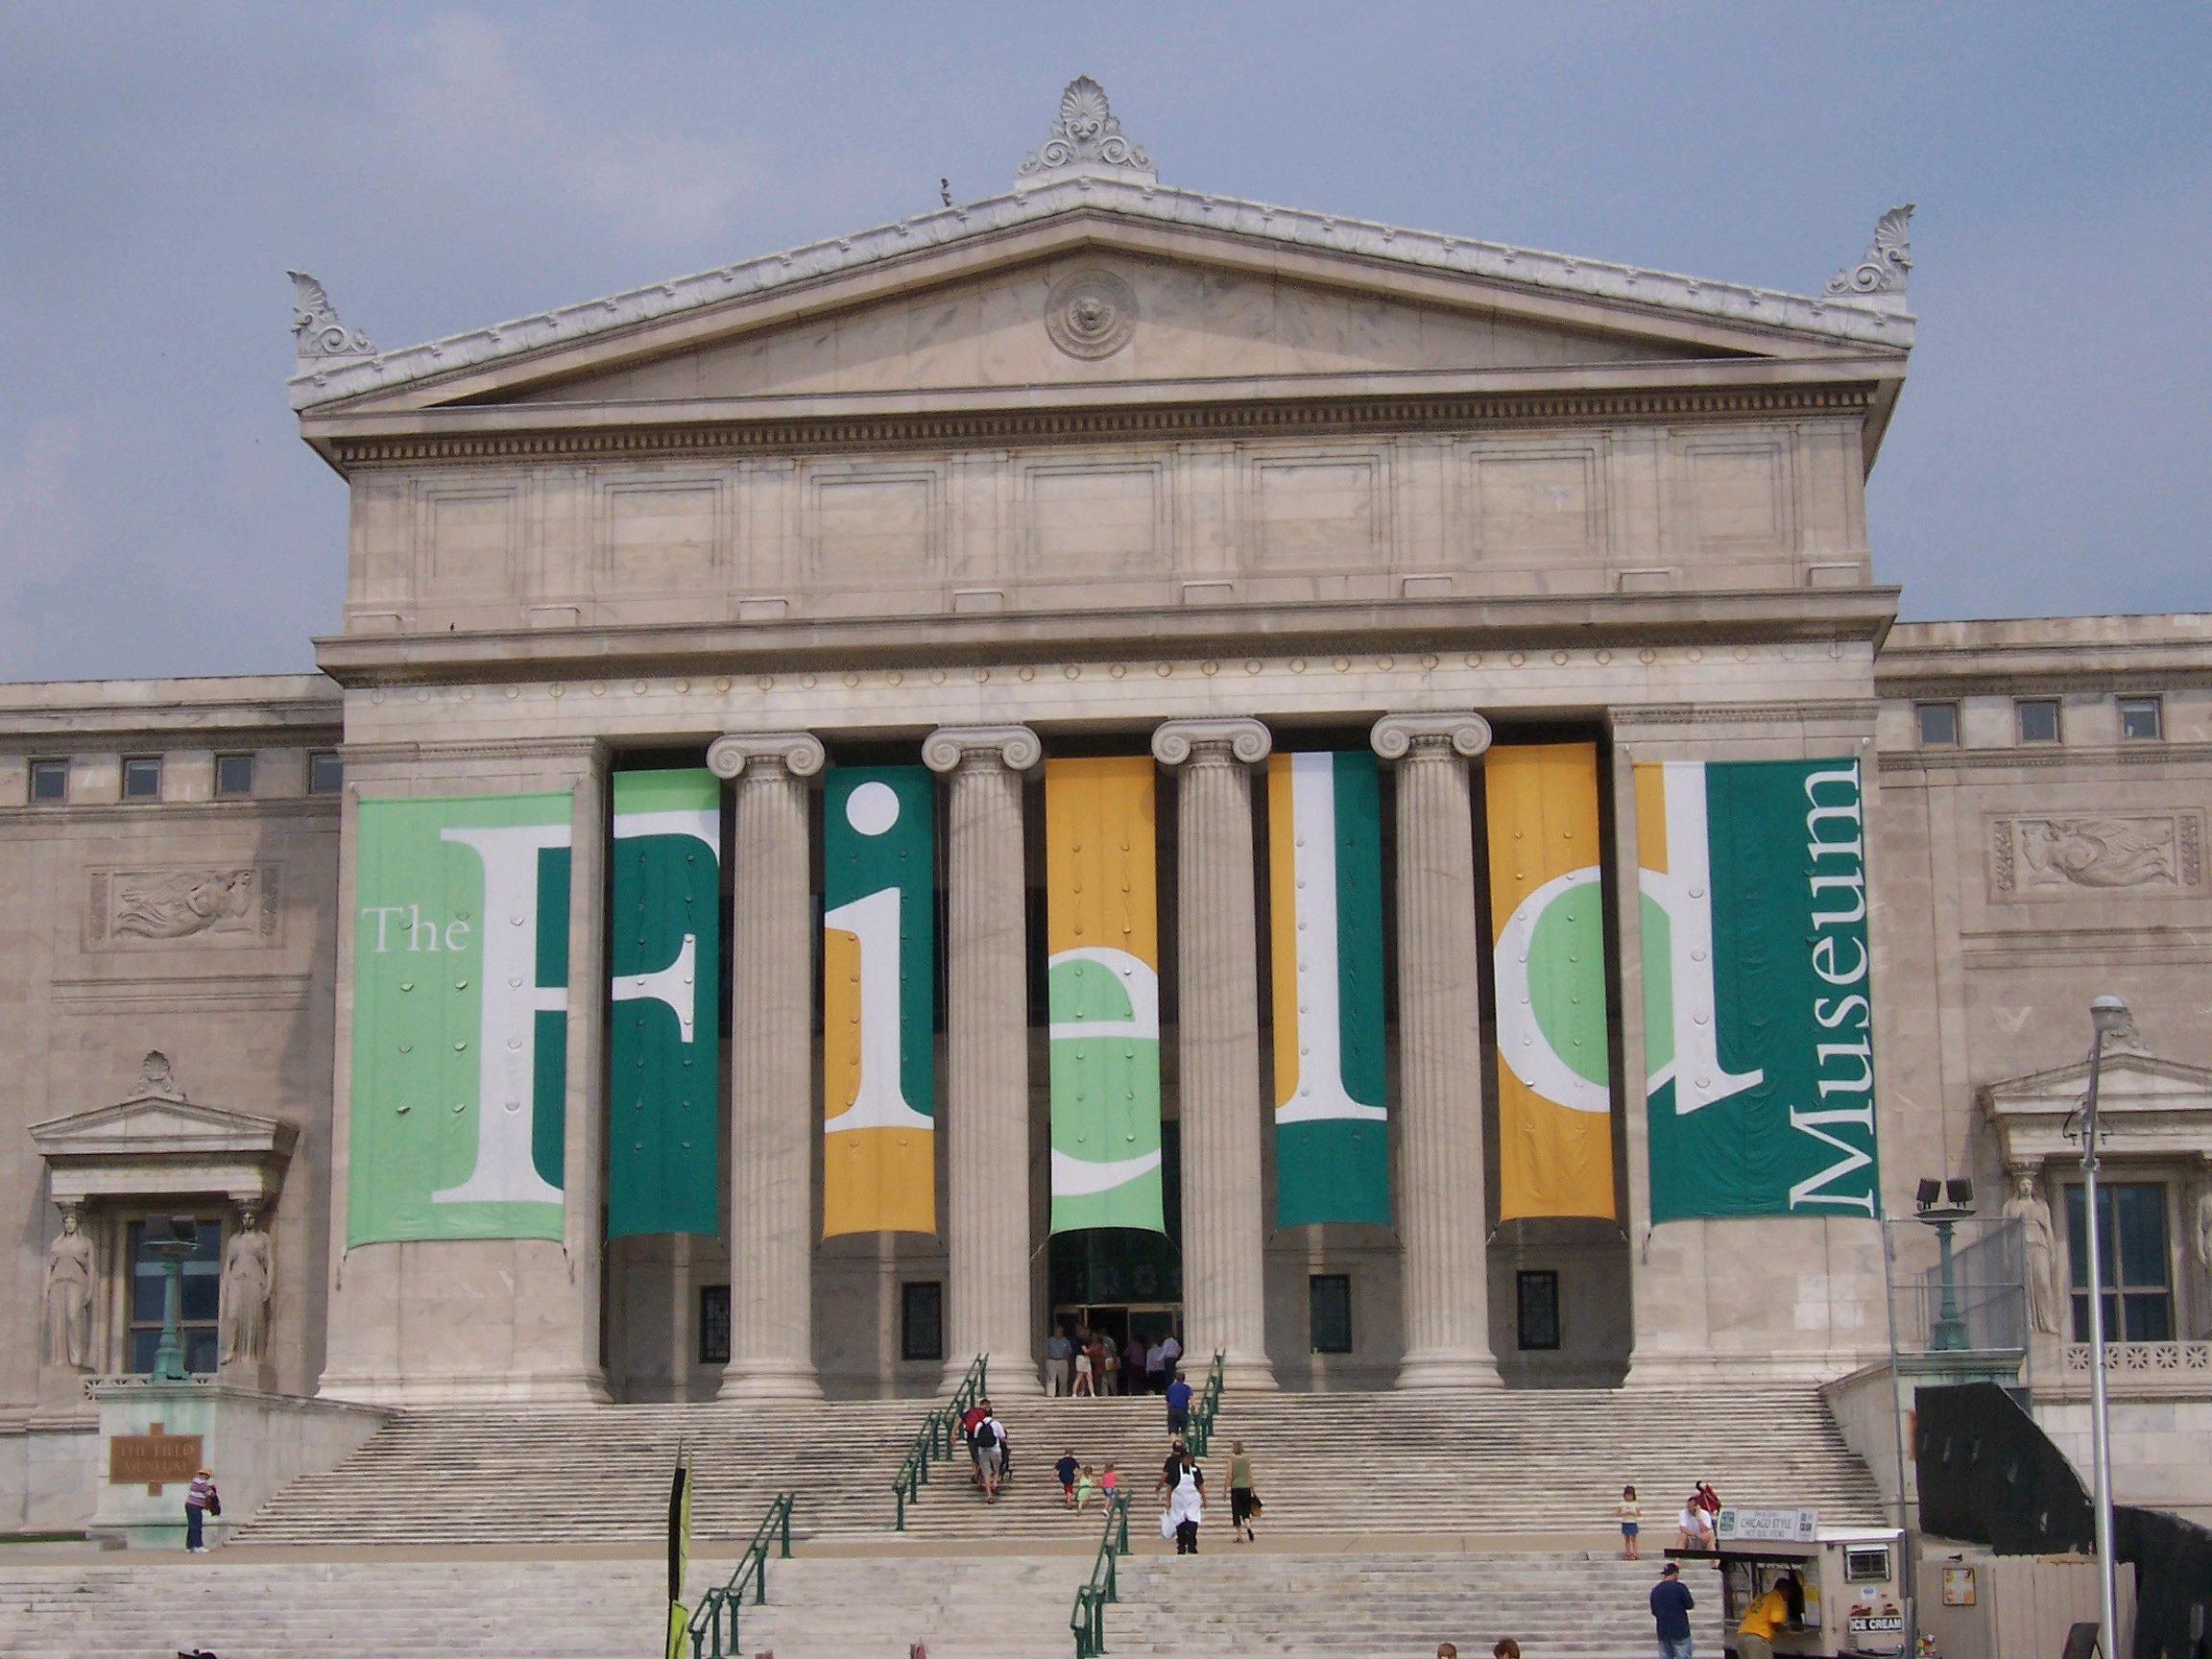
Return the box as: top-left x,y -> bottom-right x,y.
1914,1177 -> 1976,1351
2081,993 -> 2128,1659
143,1215 -> 200,1382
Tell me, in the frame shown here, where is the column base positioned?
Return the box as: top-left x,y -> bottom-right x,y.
1216,1350 -> 1280,1392
717,1361 -> 823,1402
1395,1350 -> 1503,1390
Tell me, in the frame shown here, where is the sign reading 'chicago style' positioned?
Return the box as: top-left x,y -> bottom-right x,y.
349,792 -> 573,1245
1638,759 -> 1882,1222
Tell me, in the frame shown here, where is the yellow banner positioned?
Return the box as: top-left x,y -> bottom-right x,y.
1044,757 -> 1165,1233
1485,743 -> 1616,1221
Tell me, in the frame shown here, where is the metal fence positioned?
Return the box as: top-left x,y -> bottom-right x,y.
1885,1215 -> 2029,1358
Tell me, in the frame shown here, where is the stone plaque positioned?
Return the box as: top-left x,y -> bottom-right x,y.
109,1425 -> 203,1489
87,865 -> 282,950
1988,811 -> 2206,902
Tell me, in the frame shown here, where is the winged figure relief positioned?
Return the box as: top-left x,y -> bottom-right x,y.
112,870 -> 257,938
2018,818 -> 2175,888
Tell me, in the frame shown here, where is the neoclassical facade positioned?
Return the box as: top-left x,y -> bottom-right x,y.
6,83 -> 2210,1524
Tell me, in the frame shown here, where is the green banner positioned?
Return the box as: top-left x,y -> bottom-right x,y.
608,770 -> 722,1239
349,792 -> 573,1246
822,765 -> 936,1237
1266,751 -> 1389,1225
1639,758 -> 1882,1222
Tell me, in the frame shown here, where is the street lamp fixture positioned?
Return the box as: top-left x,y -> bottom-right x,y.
142,1215 -> 200,1382
2080,993 -> 2128,1659
1914,1178 -> 1975,1351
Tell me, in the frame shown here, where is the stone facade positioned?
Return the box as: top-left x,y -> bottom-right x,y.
7,84 -> 2208,1523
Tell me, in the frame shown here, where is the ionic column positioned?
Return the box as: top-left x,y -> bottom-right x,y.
1153,718 -> 1278,1391
923,726 -> 1043,1395
1371,712 -> 1501,1389
709,731 -> 826,1400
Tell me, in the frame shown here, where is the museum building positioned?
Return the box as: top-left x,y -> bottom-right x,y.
6,80 -> 2210,1527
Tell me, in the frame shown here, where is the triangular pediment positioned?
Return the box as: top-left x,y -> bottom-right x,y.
30,1095 -> 298,1162
1983,1043 -> 2212,1167
297,191 -> 1909,429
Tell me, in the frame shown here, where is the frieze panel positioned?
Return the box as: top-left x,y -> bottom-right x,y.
85,866 -> 283,950
1987,812 -> 2205,902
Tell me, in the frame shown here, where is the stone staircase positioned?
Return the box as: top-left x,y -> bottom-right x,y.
236,1382 -> 1882,1548
1105,1550 -> 1729,1659
0,1547 -> 1724,1659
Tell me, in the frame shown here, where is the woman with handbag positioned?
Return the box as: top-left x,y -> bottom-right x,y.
1227,1440 -> 1260,1543
184,1466 -> 220,1552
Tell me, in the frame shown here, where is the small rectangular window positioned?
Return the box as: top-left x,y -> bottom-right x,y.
1309,1273 -> 1353,1354
123,757 -> 162,800
699,1285 -> 731,1365
30,759 -> 67,802
1844,1545 -> 1893,1581
2016,700 -> 2060,744
901,1282 -> 945,1363
1517,1269 -> 1562,1351
1914,703 -> 1959,747
2119,697 -> 2163,741
308,751 -> 344,794
215,754 -> 255,797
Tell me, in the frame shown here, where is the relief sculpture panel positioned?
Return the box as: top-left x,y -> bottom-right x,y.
86,865 -> 283,949
1988,812 -> 2205,901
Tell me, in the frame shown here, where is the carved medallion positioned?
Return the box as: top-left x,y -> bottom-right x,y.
1045,270 -> 1138,360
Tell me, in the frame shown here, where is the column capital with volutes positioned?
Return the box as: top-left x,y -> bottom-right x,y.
922,725 -> 1043,775
707,731 -> 827,781
1151,717 -> 1271,768
1370,711 -> 1492,762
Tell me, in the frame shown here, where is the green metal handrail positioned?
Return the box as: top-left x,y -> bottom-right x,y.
686,1492 -> 794,1659
1069,1493 -> 1132,1659
1184,1349 -> 1228,1456
894,1352 -> 988,1529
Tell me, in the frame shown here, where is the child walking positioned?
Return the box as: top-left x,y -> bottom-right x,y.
1618,1483 -> 1642,1559
1074,1463 -> 1099,1510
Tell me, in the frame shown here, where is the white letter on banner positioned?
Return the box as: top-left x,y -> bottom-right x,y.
1645,762 -> 1766,1115
1787,1103 -> 1878,1214
822,886 -> 930,1133
431,823 -> 569,1206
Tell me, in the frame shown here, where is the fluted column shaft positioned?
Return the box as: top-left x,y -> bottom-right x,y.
1373,712 -> 1501,1389
925,727 -> 1043,1395
710,732 -> 825,1400
1154,719 -> 1277,1391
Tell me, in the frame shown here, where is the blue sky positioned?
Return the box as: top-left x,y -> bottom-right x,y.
3,3 -> 2207,680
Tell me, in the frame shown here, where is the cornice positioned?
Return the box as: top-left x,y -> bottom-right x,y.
320,383 -> 1877,470
0,797 -> 340,829
340,738 -> 607,766
1877,741 -> 2212,776
313,586 -> 1900,688
1612,699 -> 1881,727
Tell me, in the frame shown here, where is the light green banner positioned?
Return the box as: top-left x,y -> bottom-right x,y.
349,792 -> 572,1246
1639,758 -> 1882,1222
609,770 -> 722,1240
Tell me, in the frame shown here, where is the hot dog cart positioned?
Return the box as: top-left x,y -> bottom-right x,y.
1704,1509 -> 1908,1658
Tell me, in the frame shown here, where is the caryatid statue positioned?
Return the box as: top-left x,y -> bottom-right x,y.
219,1208 -> 272,1365
42,1207 -> 93,1370
2004,1170 -> 2062,1337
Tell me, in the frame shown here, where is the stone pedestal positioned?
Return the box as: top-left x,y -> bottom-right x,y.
709,733 -> 827,1400
1153,719 -> 1277,1390
1372,712 -> 1501,1389
924,726 -> 1044,1395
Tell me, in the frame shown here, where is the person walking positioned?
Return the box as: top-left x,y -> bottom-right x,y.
1045,1324 -> 1073,1396
1227,1440 -> 1258,1543
1121,1334 -> 1146,1398
1650,1561 -> 1696,1659
1164,1369 -> 1193,1437
184,1466 -> 219,1552
1160,1451 -> 1204,1553
1074,1463 -> 1099,1510
1144,1336 -> 1167,1394
1056,1448 -> 1080,1508
962,1398 -> 991,1488
1099,1462 -> 1119,1503
1735,1575 -> 1792,1659
1619,1483 -> 1643,1559
974,1409 -> 1007,1503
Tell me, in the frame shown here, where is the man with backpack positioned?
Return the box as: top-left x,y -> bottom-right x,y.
961,1398 -> 990,1488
